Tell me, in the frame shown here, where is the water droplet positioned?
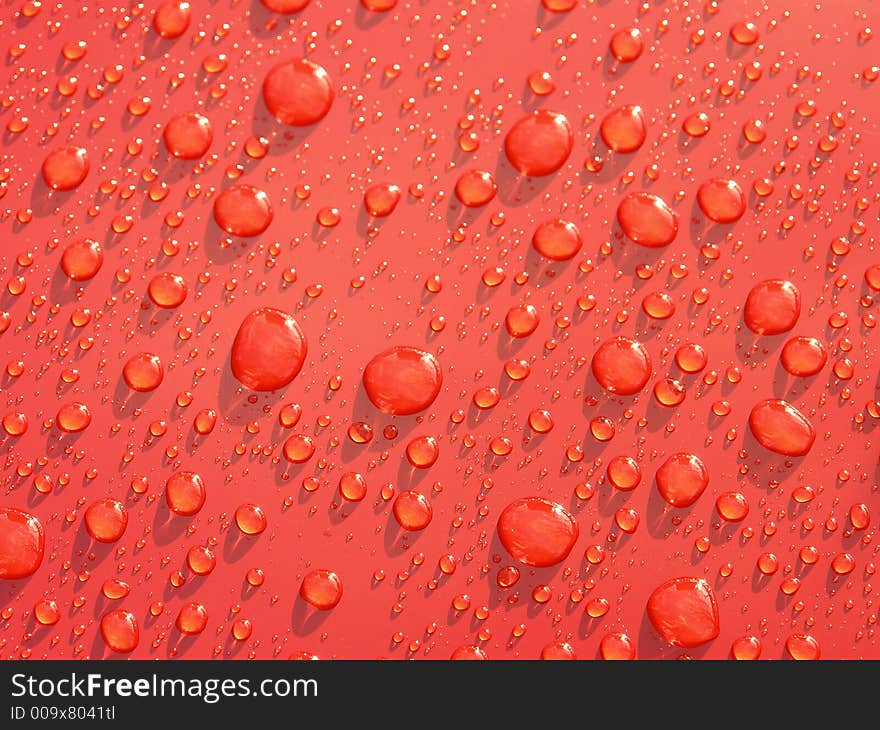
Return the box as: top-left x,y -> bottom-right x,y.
0,507 -> 44,579
653,377 -> 686,407
496,497 -> 578,567
176,602 -> 208,634
163,112 -> 212,159
675,343 -> 708,373
600,105 -> 647,153
831,552 -> 855,575
260,0 -> 310,12
646,577 -> 719,648
642,291 -> 675,319
527,71 -> 555,96
193,409 -> 217,435
363,183 -> 401,217
450,645 -> 487,660
393,491 -> 433,531
655,453 -> 709,508
122,352 -> 164,392
405,436 -> 439,468
617,192 -> 678,247
849,503 -> 870,530
592,337 -> 651,395
235,504 -> 268,535
187,545 -> 216,576
748,399 -> 815,456
785,634 -> 820,660
716,491 -> 749,522
336,472 -> 365,502
731,636 -> 762,660
600,632 -> 636,660
541,641 -> 576,660
780,336 -> 826,376
363,346 -> 442,415
757,552 -> 779,575
531,219 -> 582,261
505,304 -> 540,338
504,110 -> 573,176
454,170 -> 497,207
283,434 -> 315,464
153,1 -> 191,39
3,412 -> 27,437
496,565 -> 520,588
697,178 -> 745,223
527,409 -> 554,434
56,402 -> 91,433
682,112 -> 711,137
262,58 -> 334,127
607,455 -> 641,491
213,185 -> 273,237
231,308 -> 307,391
34,599 -> 60,626
609,28 -> 643,62
100,610 -> 139,653
165,471 -> 206,516
729,20 -> 759,45
84,499 -> 128,543
41,145 -> 89,191
299,569 -> 342,610
232,618 -> 252,641
743,280 -> 800,335
60,239 -> 102,281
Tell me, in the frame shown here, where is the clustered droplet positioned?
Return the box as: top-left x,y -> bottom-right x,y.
0,0 -> 871,662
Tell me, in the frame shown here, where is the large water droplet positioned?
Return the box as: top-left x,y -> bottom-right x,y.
84,499 -> 128,543
748,399 -> 815,456
0,507 -> 44,579
600,105 -> 647,152
646,577 -> 719,648
362,346 -> 442,415
743,280 -> 801,335
230,308 -> 307,391
496,497 -> 578,567
262,58 -> 334,127
163,112 -> 212,159
504,110 -> 573,176
592,337 -> 651,395
655,453 -> 709,508
300,570 -> 342,610
165,471 -> 207,516
617,192 -> 678,247
531,219 -> 582,261
100,610 -> 139,653
41,145 -> 89,191
213,185 -> 273,237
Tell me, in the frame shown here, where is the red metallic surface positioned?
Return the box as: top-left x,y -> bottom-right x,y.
0,0 -> 878,660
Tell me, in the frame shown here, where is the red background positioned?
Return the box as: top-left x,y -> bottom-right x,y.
1,0 -> 878,659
